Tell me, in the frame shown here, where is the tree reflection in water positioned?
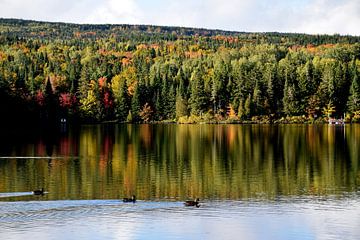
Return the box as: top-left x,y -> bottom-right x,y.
0,124 -> 358,201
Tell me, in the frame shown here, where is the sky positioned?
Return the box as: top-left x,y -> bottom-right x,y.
0,0 -> 359,35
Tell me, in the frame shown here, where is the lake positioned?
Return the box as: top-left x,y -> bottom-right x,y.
0,124 -> 360,239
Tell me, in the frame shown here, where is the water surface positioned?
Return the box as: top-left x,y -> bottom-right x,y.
0,124 -> 359,239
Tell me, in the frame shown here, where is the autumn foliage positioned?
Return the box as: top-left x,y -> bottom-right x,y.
1,18 -> 360,124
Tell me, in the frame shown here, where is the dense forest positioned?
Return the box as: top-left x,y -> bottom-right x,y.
1,18 -> 360,126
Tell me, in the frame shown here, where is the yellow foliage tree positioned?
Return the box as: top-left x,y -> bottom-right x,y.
139,103 -> 153,123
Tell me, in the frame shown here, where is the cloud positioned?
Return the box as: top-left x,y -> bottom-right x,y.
85,0 -> 142,24
0,0 -> 359,35
295,0 -> 360,35
155,0 -> 360,35
0,0 -> 66,20
137,0 -> 265,30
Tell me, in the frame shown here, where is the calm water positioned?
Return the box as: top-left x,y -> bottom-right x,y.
0,124 -> 360,239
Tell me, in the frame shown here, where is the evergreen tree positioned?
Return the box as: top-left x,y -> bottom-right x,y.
237,98 -> 245,119
175,94 -> 189,119
252,80 -> 263,115
68,63 -> 77,94
244,94 -> 252,119
167,84 -> 176,119
43,79 -> 58,124
322,62 -> 336,101
131,84 -> 142,122
347,72 -> 360,113
189,67 -> 208,116
175,68 -> 187,99
212,58 -> 229,114
264,64 -> 275,114
297,60 -> 316,113
27,65 -> 35,95
282,77 -> 298,116
336,62 -> 351,115
231,59 -> 250,111
1,19 -> 360,124
112,75 -> 130,121
175,70 -> 189,118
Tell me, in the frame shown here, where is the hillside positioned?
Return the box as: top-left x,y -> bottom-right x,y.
0,18 -> 360,125
1,18 -> 359,45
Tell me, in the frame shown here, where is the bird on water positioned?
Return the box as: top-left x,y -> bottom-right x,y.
33,188 -> 45,195
123,195 -> 136,203
184,198 -> 200,208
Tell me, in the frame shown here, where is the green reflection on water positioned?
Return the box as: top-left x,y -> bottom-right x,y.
0,124 -> 359,201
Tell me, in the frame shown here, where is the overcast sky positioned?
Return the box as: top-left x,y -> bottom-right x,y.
0,0 -> 359,35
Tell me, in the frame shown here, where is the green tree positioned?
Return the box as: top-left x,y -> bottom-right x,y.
79,81 -> 101,121
323,101 -> 336,119
238,98 -> 245,119
244,94 -> 253,119
297,60 -> 316,113
112,74 -> 130,121
131,84 -> 142,122
27,65 -> 35,95
264,63 -> 277,114
347,73 -> 360,113
282,77 -> 298,116
212,58 -> 229,114
252,80 -> 264,115
175,70 -> 189,118
189,67 -> 208,116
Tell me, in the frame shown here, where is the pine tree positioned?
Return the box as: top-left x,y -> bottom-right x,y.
252,80 -> 263,115
283,77 -> 298,116
189,67 -> 208,116
264,64 -> 275,114
347,73 -> 360,113
44,79 -> 58,124
167,84 -> 176,119
113,75 -> 130,121
212,58 -> 229,114
297,60 -> 316,113
175,71 -> 189,118
27,65 -> 35,95
131,84 -> 142,122
237,99 -> 245,119
69,63 -> 77,94
176,68 -> 187,99
244,94 -> 252,119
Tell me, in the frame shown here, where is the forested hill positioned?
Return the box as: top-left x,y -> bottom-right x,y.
1,18 -> 360,45
0,18 -> 360,126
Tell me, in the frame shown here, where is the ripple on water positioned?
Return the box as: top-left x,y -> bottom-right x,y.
0,192 -> 34,198
0,197 -> 359,240
0,200 -> 186,229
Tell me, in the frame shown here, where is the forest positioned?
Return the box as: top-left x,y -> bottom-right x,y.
1,18 -> 360,126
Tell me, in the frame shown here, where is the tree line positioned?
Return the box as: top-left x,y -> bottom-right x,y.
1,19 -> 360,125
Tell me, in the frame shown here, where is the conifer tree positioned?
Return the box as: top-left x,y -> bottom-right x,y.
189,67 -> 208,116
282,77 -> 298,116
112,75 -> 130,121
131,84 -> 142,122
347,72 -> 360,113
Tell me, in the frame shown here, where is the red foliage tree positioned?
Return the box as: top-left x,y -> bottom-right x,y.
59,93 -> 76,108
103,91 -> 113,109
36,90 -> 45,106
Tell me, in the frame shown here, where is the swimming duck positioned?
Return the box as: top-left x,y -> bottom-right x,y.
123,195 -> 136,203
184,198 -> 200,207
33,188 -> 44,195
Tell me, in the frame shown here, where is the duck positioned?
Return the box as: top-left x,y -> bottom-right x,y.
33,188 -> 44,195
123,195 -> 136,203
184,198 -> 200,208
